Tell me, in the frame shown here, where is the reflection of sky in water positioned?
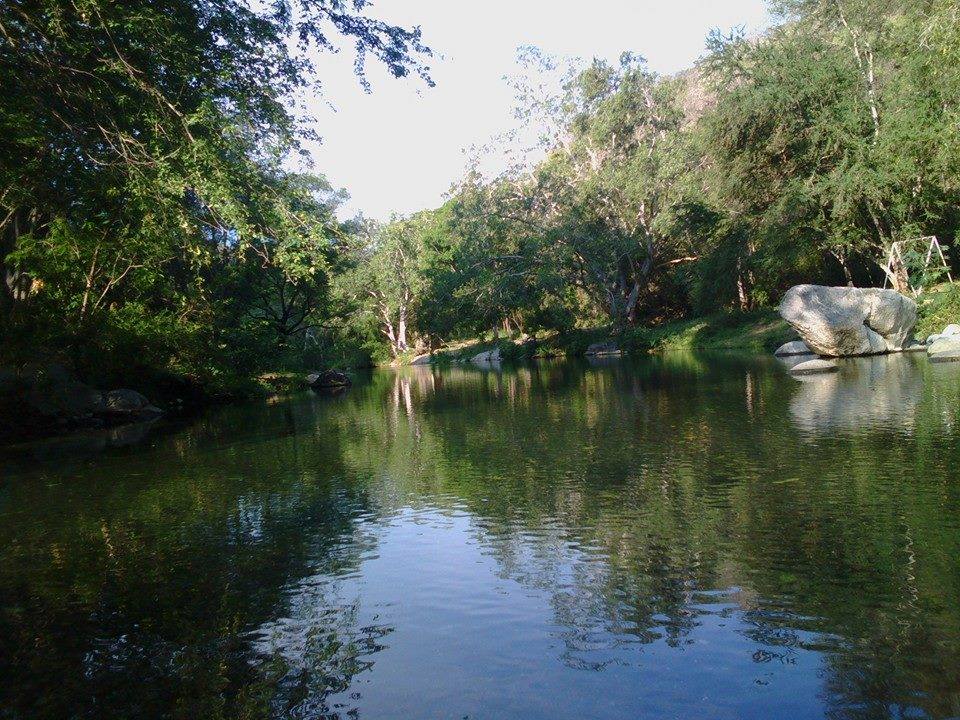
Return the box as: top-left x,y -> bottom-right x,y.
254,509 -> 832,720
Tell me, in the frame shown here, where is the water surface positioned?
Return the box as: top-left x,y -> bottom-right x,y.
2,353 -> 960,719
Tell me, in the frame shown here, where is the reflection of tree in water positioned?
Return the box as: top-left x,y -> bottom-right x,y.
0,400 -> 387,720
330,355 -> 960,718
4,355 -> 960,718
251,560 -> 393,720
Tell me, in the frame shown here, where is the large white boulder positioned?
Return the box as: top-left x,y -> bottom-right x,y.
779,285 -> 916,357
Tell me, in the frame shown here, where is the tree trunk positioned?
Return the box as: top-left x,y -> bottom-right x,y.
735,257 -> 750,311
833,251 -> 854,286
397,304 -> 408,353
624,281 -> 641,325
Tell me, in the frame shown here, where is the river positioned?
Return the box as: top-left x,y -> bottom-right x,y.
2,353 -> 959,719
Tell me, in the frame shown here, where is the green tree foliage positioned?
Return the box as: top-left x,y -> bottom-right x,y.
349,0 -> 960,357
336,215 -> 433,360
0,0 -> 430,383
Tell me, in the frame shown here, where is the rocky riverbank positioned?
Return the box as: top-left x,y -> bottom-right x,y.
0,363 -> 165,444
399,309 -> 796,367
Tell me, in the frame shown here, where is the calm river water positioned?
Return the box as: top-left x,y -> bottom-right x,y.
2,353 -> 960,719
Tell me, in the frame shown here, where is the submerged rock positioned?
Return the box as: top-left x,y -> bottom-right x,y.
789,358 -> 839,376
779,285 -> 916,357
774,340 -> 814,357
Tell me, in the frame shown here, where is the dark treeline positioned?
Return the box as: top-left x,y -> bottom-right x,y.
3,0 -> 960,381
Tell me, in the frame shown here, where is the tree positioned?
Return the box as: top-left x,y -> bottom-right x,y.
338,216 -> 431,359
0,0 -> 431,377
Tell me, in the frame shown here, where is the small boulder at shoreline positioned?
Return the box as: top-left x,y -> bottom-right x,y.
472,348 -> 501,364
104,388 -> 149,413
928,336 -> 960,363
103,389 -> 163,421
789,359 -> 839,376
585,341 -> 621,357
307,370 -> 352,388
774,340 -> 814,357
411,354 -> 433,366
927,336 -> 960,356
925,324 -> 960,346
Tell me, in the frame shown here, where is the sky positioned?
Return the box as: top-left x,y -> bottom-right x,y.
300,0 -> 772,221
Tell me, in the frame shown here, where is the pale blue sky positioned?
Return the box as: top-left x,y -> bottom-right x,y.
301,0 -> 772,220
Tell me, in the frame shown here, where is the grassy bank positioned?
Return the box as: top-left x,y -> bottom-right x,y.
916,283 -> 960,339
417,309 -> 796,365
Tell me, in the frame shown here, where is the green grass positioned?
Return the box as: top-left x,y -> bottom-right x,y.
916,283 -> 960,339
623,309 -> 795,353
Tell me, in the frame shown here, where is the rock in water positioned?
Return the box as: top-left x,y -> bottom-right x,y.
102,389 -> 163,421
410,354 -> 433,366
308,370 -> 352,388
927,336 -> 960,355
779,285 -> 916,357
104,388 -> 150,413
928,336 -> 960,363
774,340 -> 814,357
789,359 -> 839,376
585,341 -> 621,356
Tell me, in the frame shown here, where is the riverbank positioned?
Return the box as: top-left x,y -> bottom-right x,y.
407,285 -> 960,367
8,286 -> 956,445
407,309 -> 796,365
915,282 -> 960,339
